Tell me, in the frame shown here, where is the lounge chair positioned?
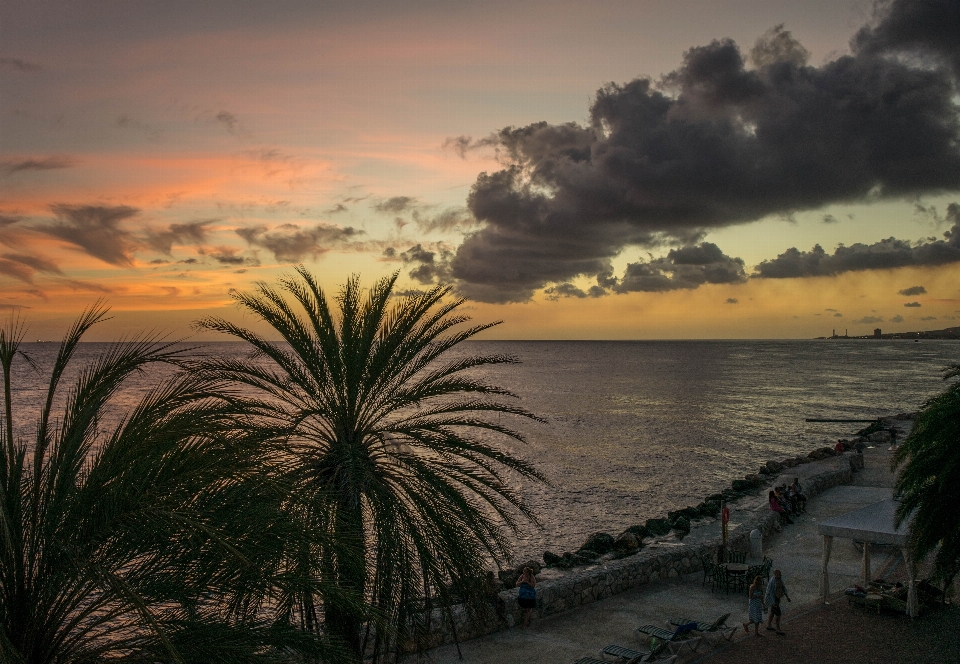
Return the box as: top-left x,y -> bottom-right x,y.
635,623 -> 702,654
599,639 -> 676,662
667,612 -> 737,643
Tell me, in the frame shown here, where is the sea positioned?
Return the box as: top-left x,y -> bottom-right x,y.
7,339 -> 959,563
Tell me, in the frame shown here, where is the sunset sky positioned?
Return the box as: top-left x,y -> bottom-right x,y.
2,0 -> 959,340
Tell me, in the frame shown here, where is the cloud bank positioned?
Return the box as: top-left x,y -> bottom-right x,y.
446,0 -> 960,302
755,204 -> 960,278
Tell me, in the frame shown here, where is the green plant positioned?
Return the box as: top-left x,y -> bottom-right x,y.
196,269 -> 545,661
893,364 -> 960,588
0,306 -> 337,663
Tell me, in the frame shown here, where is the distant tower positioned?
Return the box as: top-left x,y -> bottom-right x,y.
874,328 -> 881,338
832,329 -> 835,338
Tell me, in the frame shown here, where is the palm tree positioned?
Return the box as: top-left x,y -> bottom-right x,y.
893,363 -> 960,589
196,269 -> 545,661
0,304 -> 341,663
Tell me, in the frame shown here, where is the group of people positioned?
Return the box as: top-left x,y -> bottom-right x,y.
743,569 -> 791,636
768,478 -> 806,525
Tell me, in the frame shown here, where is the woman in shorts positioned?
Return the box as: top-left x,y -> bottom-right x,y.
516,566 -> 537,627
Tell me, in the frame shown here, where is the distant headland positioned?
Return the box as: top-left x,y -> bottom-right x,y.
817,327 -> 960,340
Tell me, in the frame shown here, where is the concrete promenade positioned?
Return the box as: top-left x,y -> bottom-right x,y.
425,445 -> 899,664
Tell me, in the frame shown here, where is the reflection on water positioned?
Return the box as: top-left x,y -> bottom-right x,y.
7,339 -> 958,562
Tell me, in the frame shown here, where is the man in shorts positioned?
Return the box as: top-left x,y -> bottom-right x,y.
765,569 -> 791,634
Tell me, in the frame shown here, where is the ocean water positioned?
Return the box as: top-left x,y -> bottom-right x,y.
6,339 -> 958,562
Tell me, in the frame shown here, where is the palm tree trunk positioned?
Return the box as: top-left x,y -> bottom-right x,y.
325,491 -> 366,661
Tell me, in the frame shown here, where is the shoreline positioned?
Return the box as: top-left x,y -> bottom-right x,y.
409,417 -> 912,654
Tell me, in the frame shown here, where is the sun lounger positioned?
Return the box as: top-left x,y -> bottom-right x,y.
667,612 -> 737,643
599,639 -> 676,662
635,623 -> 702,654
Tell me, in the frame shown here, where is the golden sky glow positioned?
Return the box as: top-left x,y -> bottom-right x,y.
2,0 -> 959,339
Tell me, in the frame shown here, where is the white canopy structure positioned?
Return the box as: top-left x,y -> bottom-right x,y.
817,499 -> 918,617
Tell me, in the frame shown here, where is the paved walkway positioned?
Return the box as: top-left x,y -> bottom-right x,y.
424,444 -> 902,664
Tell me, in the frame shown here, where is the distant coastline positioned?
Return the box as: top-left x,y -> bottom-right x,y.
817,326 -> 960,340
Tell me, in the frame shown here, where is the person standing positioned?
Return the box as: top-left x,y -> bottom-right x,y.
515,566 -> 537,627
765,569 -> 791,635
742,575 -> 766,637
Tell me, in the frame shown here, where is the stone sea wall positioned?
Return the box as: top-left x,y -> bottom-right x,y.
416,448 -> 863,650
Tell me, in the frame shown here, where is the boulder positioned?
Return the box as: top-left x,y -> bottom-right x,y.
668,507 -> 699,522
744,474 -> 764,485
698,500 -> 721,517
579,532 -> 615,555
780,458 -> 797,468
645,518 -> 672,537
671,516 -> 691,540
731,479 -> 755,492
556,552 -> 576,569
542,551 -> 562,567
613,532 -> 640,557
622,524 -> 649,540
498,568 -> 520,588
869,430 -> 892,443
764,460 -> 784,474
574,547 -> 600,561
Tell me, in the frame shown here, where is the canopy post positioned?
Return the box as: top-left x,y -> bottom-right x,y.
904,549 -> 918,618
819,535 -> 833,603
861,541 -> 871,587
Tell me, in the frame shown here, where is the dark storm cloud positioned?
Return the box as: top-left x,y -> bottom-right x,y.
822,214 -> 839,224
236,223 -> 361,262
725,298 -> 739,304
891,315 -> 905,323
144,219 -> 215,255
853,0 -> 960,79
324,203 -> 348,214
2,157 -> 76,175
38,204 -> 139,266
604,243 -> 747,294
0,57 -> 41,72
898,285 -> 926,295
543,283 -> 607,300
755,204 -> 960,278
904,302 -> 921,307
397,243 -> 453,285
854,316 -> 884,324
449,1 -> 960,302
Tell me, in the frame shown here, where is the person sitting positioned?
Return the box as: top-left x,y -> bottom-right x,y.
769,490 -> 793,524
835,440 -> 846,454
789,478 -> 807,512
775,486 -> 797,516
